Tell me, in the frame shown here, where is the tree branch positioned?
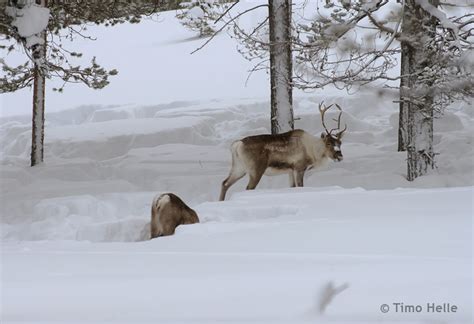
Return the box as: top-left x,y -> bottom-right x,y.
191,4 -> 268,55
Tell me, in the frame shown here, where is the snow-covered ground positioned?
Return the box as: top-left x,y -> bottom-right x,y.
1,3 -> 473,324
2,187 -> 472,323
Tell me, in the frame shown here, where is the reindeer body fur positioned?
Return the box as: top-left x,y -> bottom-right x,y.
151,193 -> 199,238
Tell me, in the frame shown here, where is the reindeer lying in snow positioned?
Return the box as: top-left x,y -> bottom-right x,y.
219,103 -> 347,201
150,193 -> 199,238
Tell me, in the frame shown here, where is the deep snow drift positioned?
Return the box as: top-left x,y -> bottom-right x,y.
2,187 -> 472,323
1,95 -> 472,242
1,2 -> 473,324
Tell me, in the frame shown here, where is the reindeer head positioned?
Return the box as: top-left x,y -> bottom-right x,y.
319,102 -> 347,162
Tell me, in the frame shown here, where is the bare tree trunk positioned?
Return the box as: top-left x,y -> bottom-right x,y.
398,42 -> 409,152
31,59 -> 46,166
404,0 -> 436,181
406,97 -> 434,181
30,0 -> 47,166
269,0 -> 293,134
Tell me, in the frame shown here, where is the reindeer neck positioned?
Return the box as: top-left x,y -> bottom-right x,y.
311,136 -> 330,166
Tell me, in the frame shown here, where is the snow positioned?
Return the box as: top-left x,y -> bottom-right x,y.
6,3 -> 50,47
187,5 -> 205,19
416,0 -> 459,32
2,188 -> 472,322
1,2 -> 473,323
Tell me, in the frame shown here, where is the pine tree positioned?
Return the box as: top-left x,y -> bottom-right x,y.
1,0 -> 166,166
293,0 -> 473,181
403,0 -> 437,180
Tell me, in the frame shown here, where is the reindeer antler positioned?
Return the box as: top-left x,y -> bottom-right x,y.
334,104 -> 347,138
318,101 -> 333,135
319,102 -> 347,138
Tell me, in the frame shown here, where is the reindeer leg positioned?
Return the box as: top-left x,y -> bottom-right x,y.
296,170 -> 305,187
246,166 -> 266,190
289,171 -> 296,187
220,170 -> 246,201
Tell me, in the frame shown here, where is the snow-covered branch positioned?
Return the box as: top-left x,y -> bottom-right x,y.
189,3 -> 268,54
293,0 -> 473,110
1,0 -> 164,93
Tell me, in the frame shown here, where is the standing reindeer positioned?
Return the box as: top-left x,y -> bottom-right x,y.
219,103 -> 347,201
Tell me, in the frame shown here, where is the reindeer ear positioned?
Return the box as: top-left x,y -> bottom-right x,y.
321,132 -> 326,139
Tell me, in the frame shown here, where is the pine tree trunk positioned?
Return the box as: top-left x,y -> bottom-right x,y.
404,0 -> 436,181
30,0 -> 48,166
268,0 -> 294,134
406,97 -> 434,181
31,63 -> 46,166
398,42 -> 409,152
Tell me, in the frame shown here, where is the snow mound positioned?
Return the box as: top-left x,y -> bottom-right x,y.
89,107 -> 134,123
1,97 -> 473,243
2,185 -> 472,261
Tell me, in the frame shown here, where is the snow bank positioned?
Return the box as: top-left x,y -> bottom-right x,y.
2,192 -> 152,242
4,185 -> 471,251
2,187 -> 472,323
1,96 -> 472,243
